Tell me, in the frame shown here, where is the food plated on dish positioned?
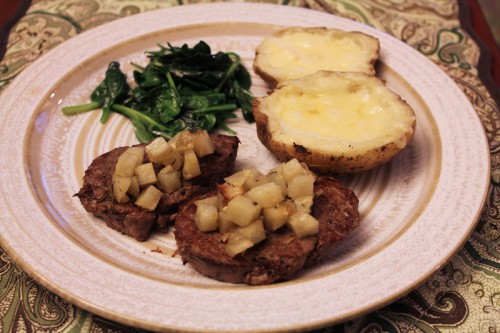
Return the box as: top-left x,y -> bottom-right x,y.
67,27 -> 417,285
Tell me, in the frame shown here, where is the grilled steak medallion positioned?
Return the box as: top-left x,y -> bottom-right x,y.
76,134 -> 240,241
174,176 -> 360,285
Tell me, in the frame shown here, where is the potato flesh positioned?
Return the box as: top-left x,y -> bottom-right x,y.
259,71 -> 416,159
195,159 -> 320,255
254,27 -> 379,83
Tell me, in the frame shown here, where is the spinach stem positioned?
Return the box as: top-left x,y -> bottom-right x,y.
112,104 -> 169,131
215,52 -> 240,92
61,101 -> 101,115
193,104 -> 238,114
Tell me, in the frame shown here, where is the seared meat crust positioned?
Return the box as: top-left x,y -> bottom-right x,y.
174,176 -> 360,285
76,134 -> 239,241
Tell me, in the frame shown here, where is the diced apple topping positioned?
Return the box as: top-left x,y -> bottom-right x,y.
145,137 -> 174,163
112,175 -> 132,203
157,166 -> 181,194
245,182 -> 284,208
195,199 -> 219,232
194,158 -> 319,257
111,130 -> 215,209
135,162 -> 157,187
287,212 -> 319,239
225,195 -> 261,227
135,185 -> 163,210
114,146 -> 144,177
225,233 -> 254,258
182,148 -> 202,180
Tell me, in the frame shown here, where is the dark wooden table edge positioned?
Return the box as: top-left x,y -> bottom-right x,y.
459,0 -> 500,105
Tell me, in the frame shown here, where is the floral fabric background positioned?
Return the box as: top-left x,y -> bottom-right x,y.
0,0 -> 498,332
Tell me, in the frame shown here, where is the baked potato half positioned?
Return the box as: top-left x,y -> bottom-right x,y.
253,71 -> 417,174
253,27 -> 380,87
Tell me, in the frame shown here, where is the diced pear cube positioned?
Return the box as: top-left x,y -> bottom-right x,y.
114,147 -> 144,177
287,212 -> 319,238
224,169 -> 252,187
195,195 -> 218,207
160,149 -> 183,171
287,174 -> 316,199
127,146 -> 146,161
225,232 -> 254,257
218,210 -> 237,233
217,191 -> 225,210
191,130 -> 215,157
145,137 -> 174,163
182,148 -> 201,180
169,130 -> 194,152
135,162 -> 157,187
195,203 -> 219,232
263,202 -> 292,231
157,166 -> 181,193
135,185 -> 163,210
282,158 -> 306,183
225,195 -> 261,227
294,196 -> 314,213
267,164 -> 284,176
128,176 -> 140,198
267,171 -> 287,197
244,168 -> 270,190
236,220 -> 266,244
112,175 -> 131,203
217,183 -> 244,203
245,182 -> 284,208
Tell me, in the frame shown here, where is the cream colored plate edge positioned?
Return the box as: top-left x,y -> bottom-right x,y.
0,3 -> 490,332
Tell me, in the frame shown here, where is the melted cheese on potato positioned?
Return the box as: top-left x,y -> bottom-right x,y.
260,71 -> 416,156
254,27 -> 379,84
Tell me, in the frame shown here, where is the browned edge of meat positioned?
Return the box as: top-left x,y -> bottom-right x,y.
174,176 -> 360,285
76,134 -> 240,241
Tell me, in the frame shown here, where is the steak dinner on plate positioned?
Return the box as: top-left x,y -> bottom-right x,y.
76,132 -> 239,241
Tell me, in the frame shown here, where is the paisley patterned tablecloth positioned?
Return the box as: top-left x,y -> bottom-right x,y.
0,0 -> 498,332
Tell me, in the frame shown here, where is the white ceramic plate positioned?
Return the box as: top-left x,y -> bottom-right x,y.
0,3 -> 490,332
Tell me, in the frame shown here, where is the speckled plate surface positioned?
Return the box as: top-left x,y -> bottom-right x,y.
0,3 -> 490,332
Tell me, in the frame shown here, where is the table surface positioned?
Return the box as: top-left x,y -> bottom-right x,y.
0,0 -> 498,332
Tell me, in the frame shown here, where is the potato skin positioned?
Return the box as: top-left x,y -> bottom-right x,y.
252,98 -> 416,174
